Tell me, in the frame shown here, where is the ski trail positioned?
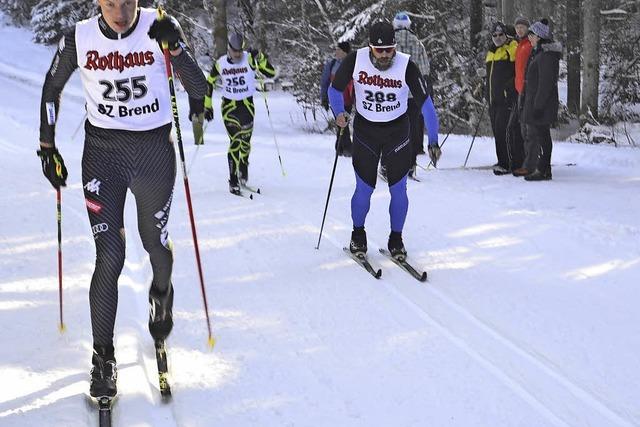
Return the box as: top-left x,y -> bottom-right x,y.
319,210 -> 634,427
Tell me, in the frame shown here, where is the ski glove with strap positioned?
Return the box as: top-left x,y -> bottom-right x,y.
37,147 -> 68,189
148,18 -> 181,51
428,143 -> 441,167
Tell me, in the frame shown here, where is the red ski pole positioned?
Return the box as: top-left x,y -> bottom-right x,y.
158,8 -> 214,348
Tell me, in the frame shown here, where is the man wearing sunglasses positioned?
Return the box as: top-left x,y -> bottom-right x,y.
485,22 -> 518,175
328,22 -> 440,258
204,32 -> 276,195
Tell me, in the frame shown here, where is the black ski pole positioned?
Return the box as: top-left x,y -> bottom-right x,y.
420,116 -> 460,171
463,101 -> 487,168
316,128 -> 343,249
57,188 -> 65,332
158,8 -> 214,348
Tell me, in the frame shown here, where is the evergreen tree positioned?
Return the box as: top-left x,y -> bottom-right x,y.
31,0 -> 97,44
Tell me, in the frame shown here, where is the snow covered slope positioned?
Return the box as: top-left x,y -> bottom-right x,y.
1,18 -> 640,427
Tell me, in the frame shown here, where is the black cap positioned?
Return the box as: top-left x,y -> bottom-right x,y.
369,22 -> 395,47
491,22 -> 506,34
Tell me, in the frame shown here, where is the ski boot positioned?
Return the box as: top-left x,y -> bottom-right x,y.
239,162 -> 249,187
229,175 -> 242,196
349,227 -> 367,255
149,284 -> 174,342
388,231 -> 407,259
524,168 -> 552,181
89,344 -> 117,399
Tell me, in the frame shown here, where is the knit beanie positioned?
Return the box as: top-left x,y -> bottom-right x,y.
529,19 -> 552,40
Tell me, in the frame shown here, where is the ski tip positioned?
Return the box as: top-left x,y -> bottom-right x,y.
419,272 -> 427,282
249,194 -> 254,200
375,269 -> 382,279
257,188 -> 261,194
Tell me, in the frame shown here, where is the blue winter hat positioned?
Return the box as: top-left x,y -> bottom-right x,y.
393,12 -> 411,29
529,19 -> 552,40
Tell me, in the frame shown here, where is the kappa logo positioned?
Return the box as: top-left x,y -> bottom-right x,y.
91,223 -> 109,236
84,179 -> 102,195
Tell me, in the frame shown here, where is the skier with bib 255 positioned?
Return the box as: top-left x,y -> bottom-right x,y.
37,0 -> 207,399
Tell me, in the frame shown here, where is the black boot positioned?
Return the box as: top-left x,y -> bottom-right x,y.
229,175 -> 241,195
349,227 -> 367,254
149,284 -> 174,342
239,161 -> 249,185
388,231 -> 407,258
89,344 -> 117,398
524,168 -> 552,181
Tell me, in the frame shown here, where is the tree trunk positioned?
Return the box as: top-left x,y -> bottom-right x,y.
566,0 -> 581,114
581,0 -> 601,120
212,0 -> 227,58
502,0 -> 515,26
521,0 -> 535,22
252,1 -> 268,53
470,0 -> 483,52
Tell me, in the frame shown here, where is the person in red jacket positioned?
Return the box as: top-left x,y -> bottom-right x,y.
511,16 -> 534,176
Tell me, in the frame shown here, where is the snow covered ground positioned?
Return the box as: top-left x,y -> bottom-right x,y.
1,19 -> 640,427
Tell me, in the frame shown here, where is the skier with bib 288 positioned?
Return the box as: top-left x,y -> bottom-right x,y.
37,0 -> 207,399
329,22 -> 440,257
203,33 -> 276,195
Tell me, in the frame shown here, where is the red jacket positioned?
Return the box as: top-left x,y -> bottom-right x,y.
514,38 -> 532,94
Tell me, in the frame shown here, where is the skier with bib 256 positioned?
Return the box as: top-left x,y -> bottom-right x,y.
36,0 -> 207,399
329,22 -> 440,258
203,33 -> 276,195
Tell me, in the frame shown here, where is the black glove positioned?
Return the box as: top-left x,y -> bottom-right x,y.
204,108 -> 214,122
37,147 -> 68,189
321,98 -> 329,111
148,17 -> 181,51
428,143 -> 441,167
533,108 -> 544,120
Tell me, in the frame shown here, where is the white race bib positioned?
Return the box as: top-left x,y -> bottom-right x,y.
75,8 -> 172,131
352,47 -> 410,122
217,52 -> 256,100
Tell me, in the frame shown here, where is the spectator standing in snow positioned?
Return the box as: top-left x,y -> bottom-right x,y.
328,22 -> 440,258
522,19 -> 562,181
320,41 -> 353,157
485,22 -> 518,175
37,0 -> 207,399
511,16 -> 534,176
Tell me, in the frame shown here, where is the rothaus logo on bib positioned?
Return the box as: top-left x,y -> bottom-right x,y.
84,50 -> 155,72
